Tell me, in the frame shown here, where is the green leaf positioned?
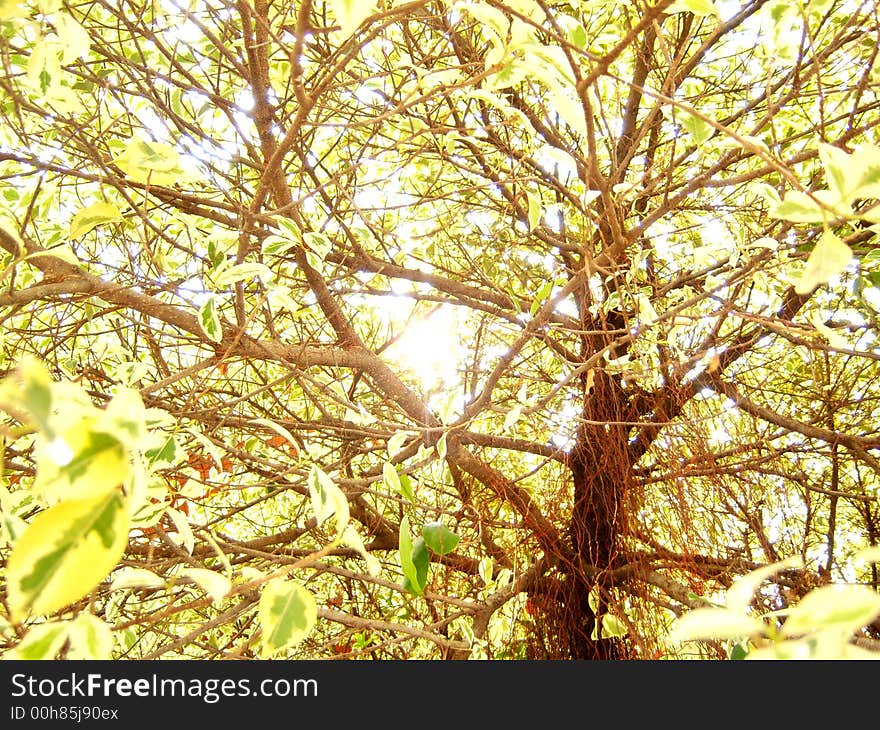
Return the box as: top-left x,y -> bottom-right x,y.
530,279 -> 553,315
383,459 -> 401,491
671,608 -> 766,642
4,355 -> 55,436
818,142 -> 850,201
421,521 -> 460,555
818,142 -> 880,204
397,472 -> 414,501
261,234 -> 297,257
399,517 -> 429,595
308,465 -> 349,536
781,585 -> 880,637
145,433 -> 181,471
69,202 -> 123,240
588,587 -> 600,614
27,43 -> 62,95
794,230 -> 853,295
679,110 -> 713,145
460,3 -> 509,45
259,579 -> 317,657
198,296 -> 223,343
7,490 -> 130,621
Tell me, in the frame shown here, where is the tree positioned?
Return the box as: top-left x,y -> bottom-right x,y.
1,0 -> 879,660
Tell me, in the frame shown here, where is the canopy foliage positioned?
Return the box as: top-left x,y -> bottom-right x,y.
1,0 -> 880,660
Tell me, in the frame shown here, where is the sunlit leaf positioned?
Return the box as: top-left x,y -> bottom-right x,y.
69,202 -> 123,240
794,230 -> 853,295
6,622 -> 68,659
0,0 -> 26,20
679,110 -> 714,145
66,613 -> 114,659
387,430 -> 408,458
113,136 -> 188,186
591,613 -> 628,640
198,296 -> 223,343
855,545 -> 880,564
34,425 -> 130,503
109,566 -> 166,591
213,262 -> 274,286
303,231 -> 332,260
671,608 -> 766,642
259,579 -> 317,657
770,190 -> 826,223
726,557 -> 802,609
308,465 -> 349,535
7,490 -> 130,621
504,403 -> 523,430
165,506 -> 194,554
781,585 -> 880,637
667,0 -> 721,18
54,12 -> 91,64
181,568 -> 232,605
527,190 -> 542,231
328,0 -> 376,36
341,525 -> 381,576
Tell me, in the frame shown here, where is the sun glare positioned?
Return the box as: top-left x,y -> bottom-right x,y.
383,304 -> 463,393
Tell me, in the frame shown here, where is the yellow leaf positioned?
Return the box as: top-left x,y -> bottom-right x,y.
109,566 -> 165,591
328,0 -> 376,36
33,421 -> 130,503
308,465 -> 349,536
0,0 -> 26,20
67,613 -> 114,659
181,568 -> 232,605
671,608 -> 766,642
341,525 -> 381,576
54,12 -> 91,65
726,556 -> 802,609
259,579 -> 317,658
6,622 -> 69,659
113,136 -> 187,186
781,585 -> 880,637
855,545 -> 880,564
7,491 -> 130,621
